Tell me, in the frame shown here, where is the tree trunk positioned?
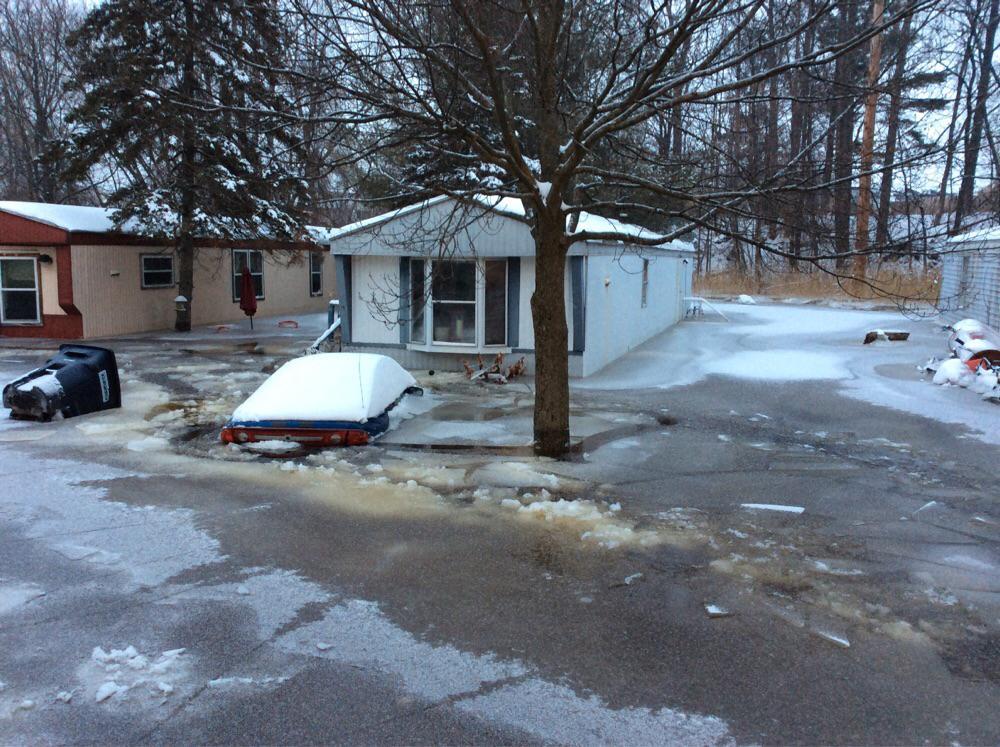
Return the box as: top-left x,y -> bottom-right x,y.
954,0 -> 1000,231
935,33 -> 975,225
174,0 -> 197,333
831,2 -> 856,269
874,11 -> 911,248
853,0 -> 885,285
530,216 -> 570,457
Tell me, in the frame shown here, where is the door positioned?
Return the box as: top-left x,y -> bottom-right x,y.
0,257 -> 41,324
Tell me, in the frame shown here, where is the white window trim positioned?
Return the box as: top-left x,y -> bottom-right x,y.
406,258 -> 509,351
140,253 -> 176,289
641,258 -> 649,308
0,256 -> 41,325
232,248 -> 265,302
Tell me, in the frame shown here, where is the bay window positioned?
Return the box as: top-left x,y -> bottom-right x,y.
407,258 -> 508,348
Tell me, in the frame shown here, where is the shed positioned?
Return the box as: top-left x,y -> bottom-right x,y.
322,195 -> 694,377
0,201 -> 336,339
939,226 -> 1000,326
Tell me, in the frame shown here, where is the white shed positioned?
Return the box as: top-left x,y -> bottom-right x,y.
322,195 -> 694,377
939,226 -> 1000,326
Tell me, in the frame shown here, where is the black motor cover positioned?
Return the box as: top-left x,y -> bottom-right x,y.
2,345 -> 121,421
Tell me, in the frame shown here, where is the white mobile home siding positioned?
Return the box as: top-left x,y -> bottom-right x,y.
939,239 -> 1000,327
582,249 -> 692,377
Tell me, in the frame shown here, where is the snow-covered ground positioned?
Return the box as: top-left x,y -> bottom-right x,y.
1,303 -> 999,744
578,301 -> 1000,445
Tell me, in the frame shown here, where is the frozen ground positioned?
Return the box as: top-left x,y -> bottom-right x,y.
0,306 -> 999,744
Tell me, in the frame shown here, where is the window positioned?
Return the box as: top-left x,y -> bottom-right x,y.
410,258 -> 426,343
640,259 -> 649,308
232,249 -> 264,301
141,254 -> 175,288
484,259 -> 507,345
309,252 -> 323,296
431,260 -> 476,344
0,257 -> 40,324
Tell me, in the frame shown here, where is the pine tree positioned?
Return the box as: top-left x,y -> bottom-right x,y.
63,0 -> 308,331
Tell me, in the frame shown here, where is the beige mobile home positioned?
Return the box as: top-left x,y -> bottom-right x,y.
0,202 -> 336,339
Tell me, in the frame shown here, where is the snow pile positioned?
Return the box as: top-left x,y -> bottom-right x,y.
512,497 -> 659,549
737,294 -> 756,305
85,645 -> 187,703
231,353 -> 416,424
971,367 -> 999,395
932,358 -> 974,387
472,461 -> 570,490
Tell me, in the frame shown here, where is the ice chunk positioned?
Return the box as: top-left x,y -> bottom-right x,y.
740,503 -> 804,514
737,294 -> 756,304
704,604 -> 732,618
95,681 -> 127,702
814,630 -> 850,648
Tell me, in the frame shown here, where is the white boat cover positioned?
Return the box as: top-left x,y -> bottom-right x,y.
231,353 -> 417,424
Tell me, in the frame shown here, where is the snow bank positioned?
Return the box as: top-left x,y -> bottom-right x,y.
231,353 -> 416,424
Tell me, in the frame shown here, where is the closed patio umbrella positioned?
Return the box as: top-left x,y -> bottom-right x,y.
239,265 -> 258,329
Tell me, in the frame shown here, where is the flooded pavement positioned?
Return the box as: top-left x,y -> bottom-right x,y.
1,306 -> 999,744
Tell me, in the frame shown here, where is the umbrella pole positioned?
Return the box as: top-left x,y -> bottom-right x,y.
250,316 -> 254,330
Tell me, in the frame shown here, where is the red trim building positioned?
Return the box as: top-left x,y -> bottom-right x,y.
0,202 -> 334,339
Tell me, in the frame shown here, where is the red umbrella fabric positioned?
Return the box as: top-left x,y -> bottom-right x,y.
239,265 -> 257,328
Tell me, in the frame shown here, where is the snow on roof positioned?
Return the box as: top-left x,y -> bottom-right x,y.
1,201 -> 333,244
946,223 -> 1000,244
0,201 -> 123,233
229,353 -> 417,424
324,194 -> 675,246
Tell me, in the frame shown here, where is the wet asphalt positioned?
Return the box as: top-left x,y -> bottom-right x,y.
0,309 -> 998,745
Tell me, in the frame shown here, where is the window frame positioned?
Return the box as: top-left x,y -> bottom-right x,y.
0,256 -> 41,325
409,259 -> 509,349
409,258 -> 427,344
430,259 -> 478,346
309,252 -> 324,296
140,253 -> 176,289
483,258 -> 508,346
232,248 -> 265,302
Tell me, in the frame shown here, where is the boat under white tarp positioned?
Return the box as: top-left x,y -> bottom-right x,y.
221,353 -> 418,447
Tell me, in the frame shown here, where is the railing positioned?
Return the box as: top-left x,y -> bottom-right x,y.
306,299 -> 341,354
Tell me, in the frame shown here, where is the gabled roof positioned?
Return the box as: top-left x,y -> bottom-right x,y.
323,194 -> 681,247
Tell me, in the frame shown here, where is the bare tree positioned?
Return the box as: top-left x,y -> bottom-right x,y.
285,0 -> 929,456
0,0 -> 86,201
